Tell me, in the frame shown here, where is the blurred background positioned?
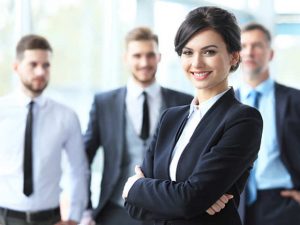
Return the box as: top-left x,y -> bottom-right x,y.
2,0 -> 300,126
1,0 -> 300,213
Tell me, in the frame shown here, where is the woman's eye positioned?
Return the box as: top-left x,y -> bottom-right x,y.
182,50 -> 192,56
203,50 -> 216,56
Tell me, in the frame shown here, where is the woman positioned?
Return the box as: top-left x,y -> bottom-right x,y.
122,6 -> 263,225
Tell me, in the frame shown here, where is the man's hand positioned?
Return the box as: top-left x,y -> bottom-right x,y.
122,165 -> 145,200
281,189 -> 300,203
55,220 -> 77,225
79,210 -> 96,225
206,194 -> 234,215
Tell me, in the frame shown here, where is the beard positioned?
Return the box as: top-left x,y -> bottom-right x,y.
22,79 -> 48,96
132,68 -> 156,85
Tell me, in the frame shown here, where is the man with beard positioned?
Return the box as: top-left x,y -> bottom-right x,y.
0,34 -> 88,225
81,27 -> 193,225
236,23 -> 300,225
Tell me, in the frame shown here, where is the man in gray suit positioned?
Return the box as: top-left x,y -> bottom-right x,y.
81,27 -> 193,225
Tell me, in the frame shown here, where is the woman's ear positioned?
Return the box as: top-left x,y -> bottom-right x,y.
231,52 -> 240,66
230,52 -> 240,72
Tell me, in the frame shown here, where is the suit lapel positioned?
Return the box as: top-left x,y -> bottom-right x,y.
164,108 -> 190,179
161,87 -> 170,109
172,89 -> 236,181
275,83 -> 288,148
188,89 -> 235,152
161,87 -> 180,109
112,88 -> 127,164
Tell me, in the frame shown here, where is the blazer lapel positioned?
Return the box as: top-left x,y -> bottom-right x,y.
112,88 -> 127,165
191,88 -> 235,143
162,107 -> 190,179
161,87 -> 171,109
169,89 -> 236,181
160,87 -> 189,109
175,89 -> 236,181
275,83 -> 288,148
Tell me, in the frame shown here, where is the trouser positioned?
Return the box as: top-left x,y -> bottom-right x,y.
0,207 -> 60,225
245,188 -> 300,225
96,201 -> 152,225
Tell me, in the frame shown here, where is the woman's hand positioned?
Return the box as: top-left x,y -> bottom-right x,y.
206,194 -> 234,215
122,165 -> 145,200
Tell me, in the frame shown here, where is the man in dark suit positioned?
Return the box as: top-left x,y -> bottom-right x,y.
237,23 -> 300,225
80,27 -> 193,225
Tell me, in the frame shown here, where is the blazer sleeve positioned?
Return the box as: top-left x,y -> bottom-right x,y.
84,95 -> 102,164
125,106 -> 263,220
83,95 -> 102,209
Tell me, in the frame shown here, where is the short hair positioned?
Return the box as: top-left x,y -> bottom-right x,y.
241,22 -> 272,43
174,6 -> 241,72
16,34 -> 52,59
125,27 -> 159,48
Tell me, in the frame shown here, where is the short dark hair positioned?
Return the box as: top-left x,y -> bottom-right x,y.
241,22 -> 272,43
125,27 -> 158,48
16,34 -> 52,59
174,6 -> 241,72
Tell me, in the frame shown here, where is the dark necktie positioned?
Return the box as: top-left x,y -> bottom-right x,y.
250,90 -> 261,109
24,101 -> 34,196
246,90 -> 261,205
140,92 -> 150,140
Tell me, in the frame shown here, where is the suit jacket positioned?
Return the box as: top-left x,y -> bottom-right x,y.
237,82 -> 300,221
84,86 -> 193,219
125,88 -> 263,225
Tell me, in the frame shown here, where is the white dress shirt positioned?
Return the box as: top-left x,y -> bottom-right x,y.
126,78 -> 162,137
0,90 -> 88,222
169,89 -> 229,181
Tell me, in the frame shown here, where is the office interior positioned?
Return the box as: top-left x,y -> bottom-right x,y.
1,0 -> 300,209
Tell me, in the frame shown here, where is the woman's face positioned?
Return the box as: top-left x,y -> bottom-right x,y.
181,28 -> 238,98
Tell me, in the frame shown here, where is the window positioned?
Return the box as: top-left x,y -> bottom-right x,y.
0,0 -> 15,96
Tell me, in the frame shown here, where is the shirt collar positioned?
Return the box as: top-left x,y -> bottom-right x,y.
188,88 -> 230,118
13,89 -> 47,108
126,77 -> 160,99
240,77 -> 274,100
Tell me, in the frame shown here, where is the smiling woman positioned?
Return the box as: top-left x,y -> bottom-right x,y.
179,29 -> 239,100
122,6 -> 263,225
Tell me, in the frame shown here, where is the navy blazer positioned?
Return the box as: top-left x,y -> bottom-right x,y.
237,82 -> 300,222
84,86 -> 193,219
274,83 -> 300,188
125,88 -> 263,225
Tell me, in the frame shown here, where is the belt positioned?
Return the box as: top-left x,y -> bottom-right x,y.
0,206 -> 60,223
